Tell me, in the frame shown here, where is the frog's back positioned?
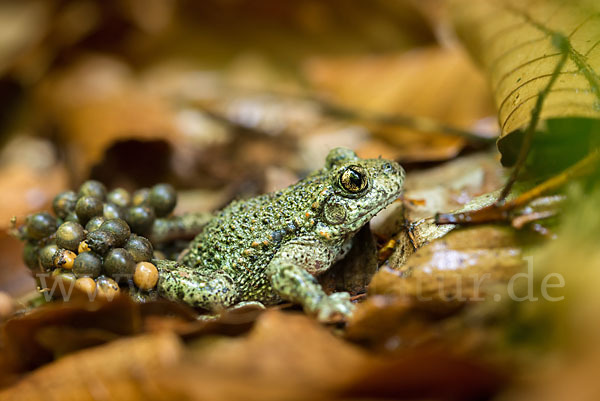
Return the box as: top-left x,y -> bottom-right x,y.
181,170 -> 327,299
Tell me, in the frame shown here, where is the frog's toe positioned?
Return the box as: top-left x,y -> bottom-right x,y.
316,292 -> 355,322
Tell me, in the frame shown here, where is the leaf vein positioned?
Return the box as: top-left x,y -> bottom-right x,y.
501,85 -> 586,133
494,54 -> 563,101
488,36 -> 547,79
498,2 -> 600,121
567,12 -> 600,38
585,38 -> 600,56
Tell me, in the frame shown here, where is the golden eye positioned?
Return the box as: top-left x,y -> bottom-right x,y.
340,166 -> 368,193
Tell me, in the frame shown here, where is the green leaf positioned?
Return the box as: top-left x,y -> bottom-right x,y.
451,0 -> 600,166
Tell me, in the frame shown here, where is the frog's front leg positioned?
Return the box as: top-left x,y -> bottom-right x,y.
155,259 -> 238,311
266,240 -> 355,322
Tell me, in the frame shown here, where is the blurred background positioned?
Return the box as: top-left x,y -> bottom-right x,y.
4,2 -> 600,401
0,0 -> 496,296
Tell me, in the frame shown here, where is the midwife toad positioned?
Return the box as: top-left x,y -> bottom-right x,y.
156,148 -> 405,321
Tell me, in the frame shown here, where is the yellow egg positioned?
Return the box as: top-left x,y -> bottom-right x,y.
75,277 -> 96,296
54,250 -> 76,270
96,276 -> 120,299
134,262 -> 158,290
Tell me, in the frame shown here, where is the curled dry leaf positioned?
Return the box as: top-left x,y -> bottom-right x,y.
394,188 -> 510,262
153,310 -> 371,401
450,0 -> 600,165
1,296 -> 141,373
450,187 -> 600,401
0,332 -> 183,401
347,226 -> 527,344
371,150 -> 507,266
381,226 -> 526,303
402,150 -> 506,220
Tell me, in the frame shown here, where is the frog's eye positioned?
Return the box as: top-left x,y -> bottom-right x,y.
339,166 -> 368,193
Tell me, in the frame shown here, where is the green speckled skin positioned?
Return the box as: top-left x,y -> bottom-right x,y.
156,148 -> 404,321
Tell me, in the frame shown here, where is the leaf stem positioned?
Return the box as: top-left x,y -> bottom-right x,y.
496,35 -> 569,204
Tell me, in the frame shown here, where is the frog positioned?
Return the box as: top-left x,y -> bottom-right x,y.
154,147 -> 405,321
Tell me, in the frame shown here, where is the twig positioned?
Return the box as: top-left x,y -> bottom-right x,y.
436,148 -> 600,225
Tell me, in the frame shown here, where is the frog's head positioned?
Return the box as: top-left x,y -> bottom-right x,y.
314,147 -> 405,238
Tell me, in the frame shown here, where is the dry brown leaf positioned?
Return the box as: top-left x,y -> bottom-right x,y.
379,225 -> 526,303
304,47 -> 496,162
347,226 -> 526,344
451,0 -> 600,164
150,311 -> 502,401
429,188 -> 600,400
153,311 -> 371,401
1,296 -> 142,372
403,150 -> 506,220
370,150 -> 507,268
0,332 -> 183,401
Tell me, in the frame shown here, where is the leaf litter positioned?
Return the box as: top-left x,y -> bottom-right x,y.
0,1 -> 599,400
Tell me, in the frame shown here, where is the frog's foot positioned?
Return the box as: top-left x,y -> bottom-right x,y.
154,259 -> 238,310
312,292 -> 355,323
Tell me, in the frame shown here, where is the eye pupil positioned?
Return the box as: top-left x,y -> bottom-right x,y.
348,170 -> 361,186
340,166 -> 367,193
